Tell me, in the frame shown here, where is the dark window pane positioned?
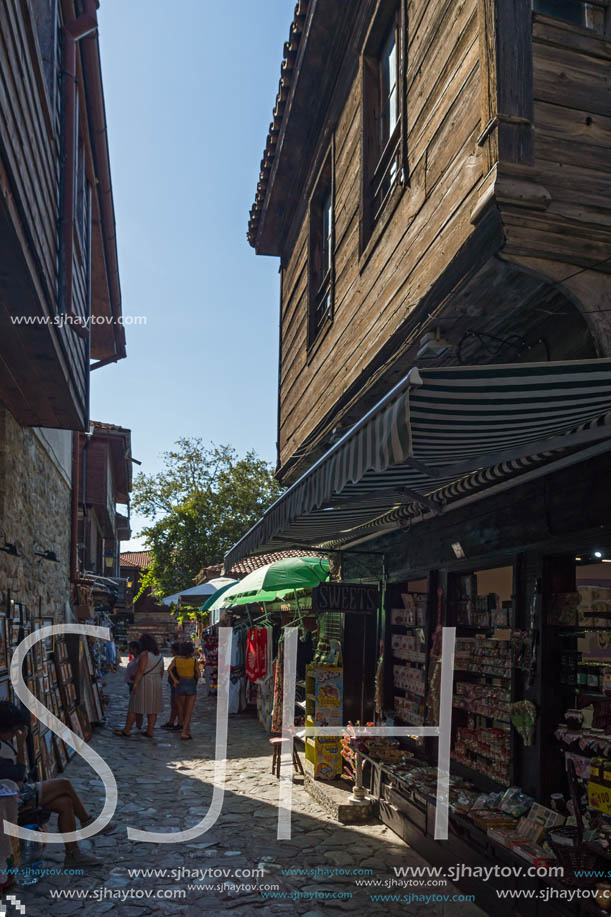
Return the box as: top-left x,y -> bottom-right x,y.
533,0 -> 592,27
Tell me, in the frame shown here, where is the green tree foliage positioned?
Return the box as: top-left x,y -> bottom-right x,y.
133,440 -> 282,600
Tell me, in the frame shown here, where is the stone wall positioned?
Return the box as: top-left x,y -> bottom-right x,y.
0,404 -> 72,619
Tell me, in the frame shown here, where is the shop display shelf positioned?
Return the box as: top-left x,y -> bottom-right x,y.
452,704 -> 510,724
393,651 -> 426,663
450,758 -> 509,791
393,685 -> 425,698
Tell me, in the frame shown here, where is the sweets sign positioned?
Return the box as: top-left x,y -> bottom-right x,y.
312,582 -> 380,614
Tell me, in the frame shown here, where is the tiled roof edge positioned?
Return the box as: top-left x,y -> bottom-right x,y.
247,0 -> 309,248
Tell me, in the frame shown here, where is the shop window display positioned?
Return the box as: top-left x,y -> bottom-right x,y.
554,555 -> 611,858
447,567 -> 517,786
388,579 -> 430,739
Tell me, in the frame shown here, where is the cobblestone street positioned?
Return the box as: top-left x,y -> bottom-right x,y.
16,659 -> 484,916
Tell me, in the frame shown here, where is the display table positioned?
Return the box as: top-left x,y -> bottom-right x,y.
359,753 -> 597,917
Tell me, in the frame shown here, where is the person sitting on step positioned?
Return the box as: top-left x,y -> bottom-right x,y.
0,702 -> 116,868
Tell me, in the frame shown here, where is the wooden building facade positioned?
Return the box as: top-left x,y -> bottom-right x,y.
237,2 -> 611,910
0,0 -> 125,433
0,0 -> 125,623
77,422 -> 132,580
248,0 -> 610,485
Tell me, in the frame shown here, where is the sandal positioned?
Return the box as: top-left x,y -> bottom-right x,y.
113,729 -> 131,737
180,734 -> 192,740
161,722 -> 175,729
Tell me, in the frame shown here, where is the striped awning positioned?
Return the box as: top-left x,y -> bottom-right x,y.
224,360 -> 611,568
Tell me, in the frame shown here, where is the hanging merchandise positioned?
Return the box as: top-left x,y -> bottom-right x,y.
245,627 -> 271,683
375,640 -> 385,718
246,628 -> 259,682
425,586 -> 444,726
271,640 -> 285,734
527,582 -> 541,690
257,626 -> 271,681
228,674 -> 241,715
203,633 -> 219,696
510,701 -> 537,746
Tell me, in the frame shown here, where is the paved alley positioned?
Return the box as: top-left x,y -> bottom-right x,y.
16,659 -> 484,916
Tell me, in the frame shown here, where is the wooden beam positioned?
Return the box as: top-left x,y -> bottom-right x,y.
477,0 -> 534,170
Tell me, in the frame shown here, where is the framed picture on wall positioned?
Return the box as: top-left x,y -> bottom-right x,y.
32,635 -> 43,671
15,729 -> 30,772
76,705 -> 92,742
83,641 -> 94,677
41,618 -> 53,654
0,617 -> 8,673
54,736 -> 67,771
91,683 -> 104,723
33,757 -> 43,782
42,731 -> 57,779
0,678 -> 10,702
64,741 -> 76,760
69,710 -> 84,741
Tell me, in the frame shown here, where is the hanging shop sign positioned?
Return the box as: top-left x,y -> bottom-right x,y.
312,582 -> 380,614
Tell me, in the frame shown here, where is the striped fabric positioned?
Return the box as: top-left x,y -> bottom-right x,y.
224,360 -> 611,568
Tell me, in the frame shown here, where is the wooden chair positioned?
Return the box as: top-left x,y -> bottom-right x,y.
269,736 -> 304,778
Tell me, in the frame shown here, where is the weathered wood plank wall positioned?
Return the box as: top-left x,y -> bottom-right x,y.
278,0 -> 484,472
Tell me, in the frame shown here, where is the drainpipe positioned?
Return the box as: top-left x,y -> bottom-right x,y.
70,431 -> 81,582
60,0 -> 98,340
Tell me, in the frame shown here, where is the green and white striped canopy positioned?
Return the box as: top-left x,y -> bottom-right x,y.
224,360 -> 611,569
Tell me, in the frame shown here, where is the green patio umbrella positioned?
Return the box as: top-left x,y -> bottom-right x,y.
199,581 -> 237,613
210,556 -> 329,611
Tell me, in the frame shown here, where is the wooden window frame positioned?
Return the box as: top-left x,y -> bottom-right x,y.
360,0 -> 407,256
307,143 -> 335,351
532,0 -> 610,35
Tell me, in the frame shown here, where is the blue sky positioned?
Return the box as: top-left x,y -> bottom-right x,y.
91,1 -> 294,549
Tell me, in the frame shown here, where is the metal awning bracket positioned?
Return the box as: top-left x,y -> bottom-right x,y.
398,488 -> 442,514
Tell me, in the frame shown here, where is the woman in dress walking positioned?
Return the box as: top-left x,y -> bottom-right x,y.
114,634 -> 164,738
168,642 -> 200,740
125,640 -> 143,730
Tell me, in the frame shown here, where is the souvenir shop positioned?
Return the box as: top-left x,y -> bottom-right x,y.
213,579 -> 379,784
222,359 -> 611,915
1,582 -> 111,786
332,449 -> 611,916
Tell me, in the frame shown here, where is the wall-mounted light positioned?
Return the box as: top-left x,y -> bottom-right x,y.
417,328 -> 455,360
34,549 -> 60,563
595,551 -> 603,559
0,540 -> 20,557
